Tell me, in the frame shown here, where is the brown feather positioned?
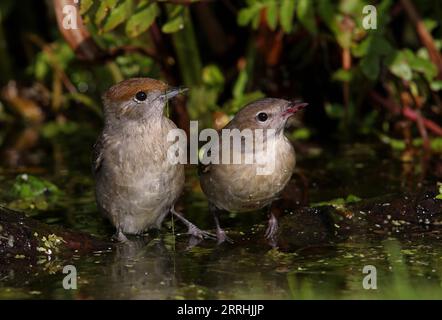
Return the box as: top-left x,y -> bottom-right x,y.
103,78 -> 168,103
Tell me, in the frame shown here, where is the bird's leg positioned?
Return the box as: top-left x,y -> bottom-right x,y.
112,227 -> 128,243
210,203 -> 233,244
264,205 -> 279,247
171,206 -> 216,240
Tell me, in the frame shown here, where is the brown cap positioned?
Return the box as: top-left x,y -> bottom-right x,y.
103,78 -> 169,103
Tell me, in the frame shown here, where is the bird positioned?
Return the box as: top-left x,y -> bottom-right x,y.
93,77 -> 213,242
199,98 -> 307,244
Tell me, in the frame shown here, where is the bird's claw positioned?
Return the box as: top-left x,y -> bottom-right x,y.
112,230 -> 128,243
264,225 -> 277,239
264,216 -> 279,247
216,229 -> 234,244
187,224 -> 217,240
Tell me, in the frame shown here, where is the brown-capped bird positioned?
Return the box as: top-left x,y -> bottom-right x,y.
199,98 -> 307,244
93,78 -> 213,242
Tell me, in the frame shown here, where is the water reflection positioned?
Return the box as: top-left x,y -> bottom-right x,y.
80,237 -> 176,299
0,129 -> 442,299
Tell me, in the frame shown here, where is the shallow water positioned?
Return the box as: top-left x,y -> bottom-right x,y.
0,129 -> 441,299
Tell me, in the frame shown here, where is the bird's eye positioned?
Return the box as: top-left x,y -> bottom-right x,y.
257,112 -> 268,122
135,91 -> 147,101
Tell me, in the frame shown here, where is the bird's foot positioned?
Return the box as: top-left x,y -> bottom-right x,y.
171,206 -> 216,241
264,215 -> 279,247
112,229 -> 128,243
187,224 -> 216,240
216,228 -> 234,245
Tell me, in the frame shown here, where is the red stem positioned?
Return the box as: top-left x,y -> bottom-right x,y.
371,91 -> 442,136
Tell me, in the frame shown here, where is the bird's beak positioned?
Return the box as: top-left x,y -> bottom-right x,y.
282,101 -> 308,117
161,87 -> 189,101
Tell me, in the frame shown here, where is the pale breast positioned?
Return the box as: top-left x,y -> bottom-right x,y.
96,118 -> 184,232
201,136 -> 295,212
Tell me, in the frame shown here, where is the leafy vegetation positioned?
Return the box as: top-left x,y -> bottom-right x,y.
0,0 -> 440,150
436,182 -> 442,200
5,174 -> 62,211
311,194 -> 362,208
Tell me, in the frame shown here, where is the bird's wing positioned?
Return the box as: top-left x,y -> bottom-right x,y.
198,160 -> 211,176
197,130 -> 223,177
92,134 -> 106,175
198,128 -> 246,177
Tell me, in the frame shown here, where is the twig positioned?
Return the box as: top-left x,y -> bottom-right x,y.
414,110 -> 430,150
371,91 -> 442,136
28,34 -> 77,94
52,0 -> 190,130
342,47 -> 351,122
53,0 -> 162,64
370,91 -> 400,114
340,15 -> 355,124
400,0 -> 442,78
402,107 -> 442,136
53,0 -> 103,61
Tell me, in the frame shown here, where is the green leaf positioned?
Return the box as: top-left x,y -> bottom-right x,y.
377,0 -> 393,28
265,0 -> 278,31
102,0 -> 132,32
12,174 -> 61,199
292,128 -> 311,140
126,3 -> 159,37
430,80 -> 442,91
162,15 -> 185,33
162,5 -> 185,33
311,194 -> 361,207
41,121 -> 79,138
202,65 -> 225,88
317,0 -> 336,31
228,91 -> 265,114
389,51 -> 413,81
297,0 -> 317,35
325,103 -> 344,119
417,47 -> 430,60
280,0 -> 296,33
379,133 -> 406,151
432,138 -> 442,152
336,28 -> 352,49
408,55 -> 438,82
388,49 -> 437,82
34,52 -> 49,80
233,69 -> 248,98
373,36 -> 394,56
339,0 -> 360,14
238,4 -> 262,27
360,35 -> 393,57
423,19 -> 438,33
252,11 -> 261,29
346,194 -> 362,203
355,35 -> 393,80
332,68 -> 353,82
95,0 -> 118,26
80,0 -> 94,15
360,55 -> 380,80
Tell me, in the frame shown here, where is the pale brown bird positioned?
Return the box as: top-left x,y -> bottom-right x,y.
199,98 -> 307,244
93,78 -> 213,242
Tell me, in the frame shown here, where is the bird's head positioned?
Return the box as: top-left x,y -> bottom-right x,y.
102,78 -> 186,123
226,98 -> 308,134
